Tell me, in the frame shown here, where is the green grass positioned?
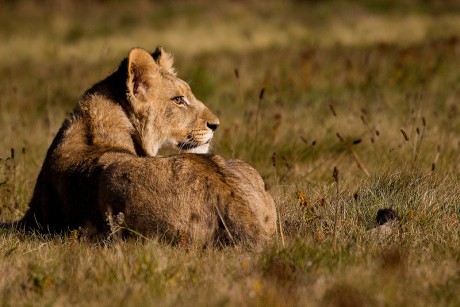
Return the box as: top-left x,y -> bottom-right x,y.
1,0 -> 460,306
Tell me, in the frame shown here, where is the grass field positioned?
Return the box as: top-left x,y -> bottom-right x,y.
1,1 -> 460,306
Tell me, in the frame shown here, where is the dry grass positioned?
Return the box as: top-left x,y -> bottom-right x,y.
1,0 -> 460,306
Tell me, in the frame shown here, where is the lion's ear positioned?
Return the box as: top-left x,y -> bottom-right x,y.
152,46 -> 176,75
127,48 -> 156,99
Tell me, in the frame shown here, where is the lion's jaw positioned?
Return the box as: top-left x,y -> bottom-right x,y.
184,144 -> 210,154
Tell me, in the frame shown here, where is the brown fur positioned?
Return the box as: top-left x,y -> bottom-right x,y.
98,153 -> 276,246
2,47 -> 277,246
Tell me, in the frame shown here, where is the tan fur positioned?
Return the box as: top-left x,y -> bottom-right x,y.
2,47 -> 277,247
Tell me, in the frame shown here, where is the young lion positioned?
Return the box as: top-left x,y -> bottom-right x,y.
1,47 -> 277,246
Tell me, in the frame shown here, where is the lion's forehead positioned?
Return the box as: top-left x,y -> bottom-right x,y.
156,71 -> 188,87
172,78 -> 192,93
153,74 -> 192,96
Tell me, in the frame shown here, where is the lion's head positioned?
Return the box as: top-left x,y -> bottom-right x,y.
125,47 -> 219,156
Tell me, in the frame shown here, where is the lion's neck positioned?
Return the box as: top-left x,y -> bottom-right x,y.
78,94 -> 139,155
74,66 -> 148,156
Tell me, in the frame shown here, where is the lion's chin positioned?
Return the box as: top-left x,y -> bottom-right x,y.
184,144 -> 209,154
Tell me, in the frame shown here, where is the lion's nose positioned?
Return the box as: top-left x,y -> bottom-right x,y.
207,122 -> 219,132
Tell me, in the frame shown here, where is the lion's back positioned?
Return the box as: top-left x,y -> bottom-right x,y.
98,153 -> 277,246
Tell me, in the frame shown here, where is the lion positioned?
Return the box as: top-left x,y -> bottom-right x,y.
1,47 -> 277,247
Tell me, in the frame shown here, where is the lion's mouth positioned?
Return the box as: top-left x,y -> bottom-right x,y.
177,138 -> 211,152
177,142 -> 199,150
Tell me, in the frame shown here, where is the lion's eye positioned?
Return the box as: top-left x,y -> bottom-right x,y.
172,96 -> 187,105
